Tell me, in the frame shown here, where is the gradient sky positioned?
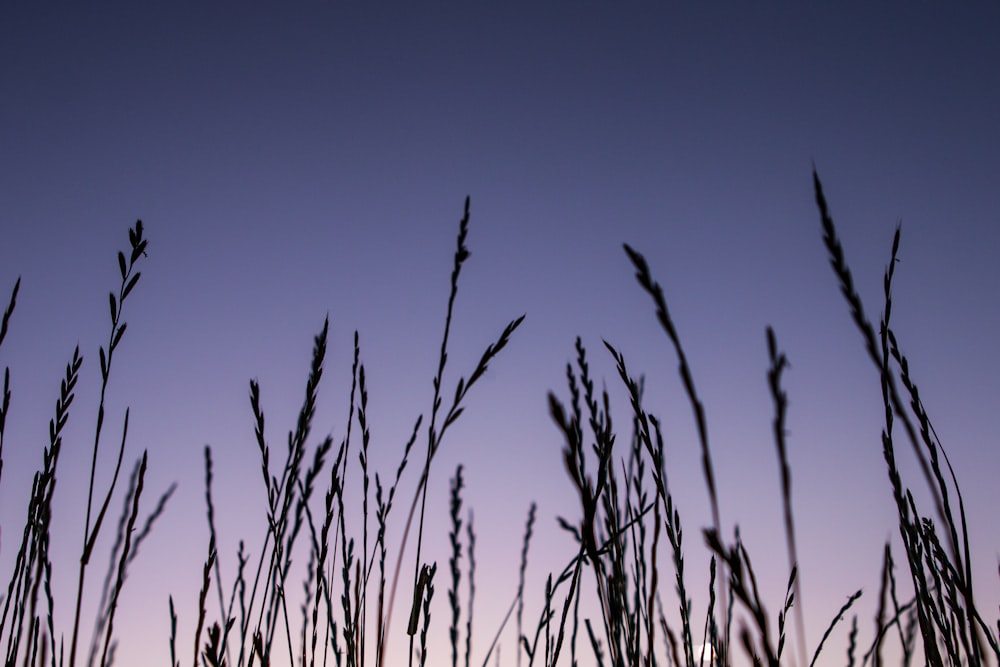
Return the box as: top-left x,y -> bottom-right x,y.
2,3 -> 999,666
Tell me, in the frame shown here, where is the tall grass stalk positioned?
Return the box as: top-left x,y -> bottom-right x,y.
539,171 -> 997,667
816,170 -> 998,666
1,221 -> 173,667
169,197 -> 524,667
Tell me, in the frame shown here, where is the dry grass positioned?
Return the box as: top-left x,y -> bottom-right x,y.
1,221 -> 175,667
1,177 -> 997,667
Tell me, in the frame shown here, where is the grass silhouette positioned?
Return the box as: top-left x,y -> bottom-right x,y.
0,175 -> 997,666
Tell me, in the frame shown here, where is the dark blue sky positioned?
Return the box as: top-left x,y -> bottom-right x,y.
2,3 -> 998,665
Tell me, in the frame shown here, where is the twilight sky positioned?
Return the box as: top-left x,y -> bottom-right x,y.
2,3 -> 999,665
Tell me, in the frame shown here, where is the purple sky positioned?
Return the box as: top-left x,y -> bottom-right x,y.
2,3 -> 999,666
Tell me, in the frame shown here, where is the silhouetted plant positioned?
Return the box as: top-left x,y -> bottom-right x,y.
1,221 -> 173,667
2,178 -> 997,667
